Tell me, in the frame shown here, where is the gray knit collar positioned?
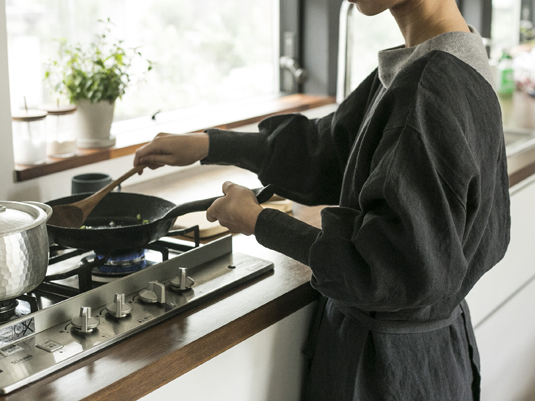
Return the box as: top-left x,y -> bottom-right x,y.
378,26 -> 493,89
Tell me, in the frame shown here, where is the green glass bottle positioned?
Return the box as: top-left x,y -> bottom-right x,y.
496,52 -> 515,97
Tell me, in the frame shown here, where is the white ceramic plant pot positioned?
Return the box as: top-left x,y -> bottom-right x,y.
76,99 -> 116,148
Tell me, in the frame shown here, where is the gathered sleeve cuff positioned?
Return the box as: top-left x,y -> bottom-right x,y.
255,208 -> 320,266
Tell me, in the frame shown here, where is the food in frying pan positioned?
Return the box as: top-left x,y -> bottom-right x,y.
80,214 -> 149,229
136,214 -> 149,224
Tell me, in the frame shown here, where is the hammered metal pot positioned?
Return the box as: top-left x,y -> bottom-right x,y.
0,201 -> 52,301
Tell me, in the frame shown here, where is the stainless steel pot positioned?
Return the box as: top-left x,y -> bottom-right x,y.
0,201 -> 52,301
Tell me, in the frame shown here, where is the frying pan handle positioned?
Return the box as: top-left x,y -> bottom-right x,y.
252,184 -> 277,204
162,184 -> 277,221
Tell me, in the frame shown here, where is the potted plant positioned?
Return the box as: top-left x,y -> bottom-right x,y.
45,18 -> 152,148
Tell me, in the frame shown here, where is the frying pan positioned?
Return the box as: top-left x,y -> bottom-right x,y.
46,185 -> 275,253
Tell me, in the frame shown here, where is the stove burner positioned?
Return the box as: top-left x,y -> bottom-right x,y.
102,249 -> 146,267
93,249 -> 154,277
43,226 -> 201,294
0,299 -> 19,322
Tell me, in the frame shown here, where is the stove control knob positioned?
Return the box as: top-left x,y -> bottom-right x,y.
71,306 -> 100,333
170,267 -> 195,292
139,281 -> 166,304
106,293 -> 133,318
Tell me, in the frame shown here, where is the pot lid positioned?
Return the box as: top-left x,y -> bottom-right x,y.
11,109 -> 48,122
0,201 -> 47,236
41,104 -> 77,115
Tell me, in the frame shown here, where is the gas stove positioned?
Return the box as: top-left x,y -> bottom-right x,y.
0,227 -> 273,394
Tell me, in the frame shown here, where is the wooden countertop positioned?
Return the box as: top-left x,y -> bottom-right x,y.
3,91 -> 535,401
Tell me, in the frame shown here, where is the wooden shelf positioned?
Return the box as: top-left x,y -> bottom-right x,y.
14,94 -> 336,182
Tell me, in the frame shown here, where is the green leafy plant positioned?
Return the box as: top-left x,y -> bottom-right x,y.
45,18 -> 152,104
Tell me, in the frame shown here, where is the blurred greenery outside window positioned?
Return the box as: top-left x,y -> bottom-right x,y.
5,0 -> 279,127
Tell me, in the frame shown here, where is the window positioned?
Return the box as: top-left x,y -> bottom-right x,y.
5,0 -> 280,123
338,3 -> 403,101
491,0 -> 520,49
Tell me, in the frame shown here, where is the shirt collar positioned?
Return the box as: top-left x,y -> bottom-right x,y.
377,26 -> 493,89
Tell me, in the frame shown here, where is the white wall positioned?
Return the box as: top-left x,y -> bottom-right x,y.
0,1 -> 15,199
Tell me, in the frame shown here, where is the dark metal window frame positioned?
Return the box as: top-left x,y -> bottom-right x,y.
457,0 -> 493,38
279,0 -> 343,97
279,0 -> 301,94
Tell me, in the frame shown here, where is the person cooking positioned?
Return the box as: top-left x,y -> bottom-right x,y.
134,0 -> 511,399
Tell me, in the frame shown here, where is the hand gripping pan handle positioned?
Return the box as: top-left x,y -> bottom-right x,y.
161,184 -> 277,221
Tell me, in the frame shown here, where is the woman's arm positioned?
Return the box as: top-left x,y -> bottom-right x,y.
134,132 -> 209,170
203,71 -> 381,206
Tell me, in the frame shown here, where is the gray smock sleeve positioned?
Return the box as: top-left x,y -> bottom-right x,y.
202,113 -> 343,206
202,71 -> 380,206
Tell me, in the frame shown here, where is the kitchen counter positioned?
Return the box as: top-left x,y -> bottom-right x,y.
3,92 -> 535,400
501,91 -> 535,186
0,165 -> 323,401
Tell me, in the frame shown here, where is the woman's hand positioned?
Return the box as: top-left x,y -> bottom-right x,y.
206,181 -> 264,236
133,132 -> 209,172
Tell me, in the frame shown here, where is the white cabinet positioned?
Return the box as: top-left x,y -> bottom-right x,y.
466,175 -> 535,400
141,302 -> 316,401
474,277 -> 535,400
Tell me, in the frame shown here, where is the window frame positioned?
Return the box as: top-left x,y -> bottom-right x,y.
8,0 -> 330,181
457,0 -> 494,38
10,1 -> 338,182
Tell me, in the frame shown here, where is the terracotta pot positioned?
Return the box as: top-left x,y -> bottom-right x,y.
76,99 -> 116,148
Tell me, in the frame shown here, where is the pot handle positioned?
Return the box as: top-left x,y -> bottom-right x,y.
25,201 -> 53,222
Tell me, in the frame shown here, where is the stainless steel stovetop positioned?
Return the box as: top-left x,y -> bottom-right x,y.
0,235 -> 273,394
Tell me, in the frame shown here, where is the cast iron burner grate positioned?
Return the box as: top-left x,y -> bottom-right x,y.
0,299 -> 18,322
40,225 -> 200,297
0,295 -> 38,324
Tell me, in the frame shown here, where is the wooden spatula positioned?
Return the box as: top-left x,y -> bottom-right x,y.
48,165 -> 146,228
